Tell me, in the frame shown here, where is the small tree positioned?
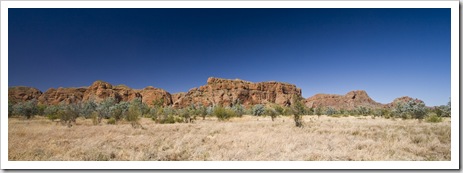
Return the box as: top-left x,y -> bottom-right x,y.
405,100 -> 427,120
314,107 -> 323,118
197,104 -> 207,120
80,100 -> 97,119
13,99 -> 38,119
95,97 -> 116,124
291,96 -> 306,127
44,105 -> 60,122
265,107 -> 278,121
126,99 -> 142,128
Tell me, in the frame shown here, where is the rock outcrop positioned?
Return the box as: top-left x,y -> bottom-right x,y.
38,87 -> 87,105
173,77 -> 302,108
137,86 -> 173,107
82,81 -> 124,103
384,96 -> 425,108
304,90 -> 382,110
8,86 -> 43,103
9,78 -> 427,110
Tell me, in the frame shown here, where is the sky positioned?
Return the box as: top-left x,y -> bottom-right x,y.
8,8 -> 451,106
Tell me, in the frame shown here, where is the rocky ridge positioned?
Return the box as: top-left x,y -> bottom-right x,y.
8,77 -> 425,109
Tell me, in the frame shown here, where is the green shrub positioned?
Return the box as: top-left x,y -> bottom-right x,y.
291,96 -> 305,127
157,115 -> 183,124
126,100 -> 141,128
12,99 -> 38,119
325,107 -> 337,116
425,113 -> 443,123
265,107 -> 278,121
213,106 -> 236,121
107,117 -> 116,125
252,104 -> 265,116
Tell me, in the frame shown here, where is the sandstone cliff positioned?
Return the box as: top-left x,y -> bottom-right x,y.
172,77 -> 302,108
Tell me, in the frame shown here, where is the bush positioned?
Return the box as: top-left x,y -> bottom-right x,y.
315,107 -> 324,118
231,103 -> 245,118
252,104 -> 265,116
80,100 -> 97,119
12,99 -> 38,119
107,117 -> 116,124
157,115 -> 183,124
425,113 -> 443,123
355,106 -> 370,116
213,106 -> 236,121
59,103 -> 80,127
265,107 -> 278,121
126,99 -> 142,128
96,98 -> 116,123
110,101 -> 129,121
44,105 -> 60,122
325,107 -> 337,116
291,96 -> 306,127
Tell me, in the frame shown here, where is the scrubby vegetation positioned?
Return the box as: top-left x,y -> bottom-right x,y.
7,97 -> 451,129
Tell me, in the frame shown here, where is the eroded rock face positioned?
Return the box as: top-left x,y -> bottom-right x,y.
38,87 -> 87,105
138,86 -> 173,107
304,90 -> 382,110
173,77 -> 302,108
82,81 -> 121,103
8,86 -> 42,103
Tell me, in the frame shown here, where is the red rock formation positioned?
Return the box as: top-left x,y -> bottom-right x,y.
38,87 -> 87,105
173,77 -> 302,108
304,90 -> 382,110
8,86 -> 42,103
137,86 -> 172,107
82,81 -> 122,103
384,96 -> 425,108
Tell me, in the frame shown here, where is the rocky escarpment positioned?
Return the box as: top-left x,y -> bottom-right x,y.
38,87 -> 87,105
8,86 -> 42,104
9,78 -> 427,110
81,81 -> 147,103
304,90 -> 383,110
172,77 -> 302,108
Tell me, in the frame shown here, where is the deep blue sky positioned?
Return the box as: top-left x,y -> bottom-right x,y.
9,8 -> 450,106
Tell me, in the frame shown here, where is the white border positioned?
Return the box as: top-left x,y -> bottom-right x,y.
1,1 -> 459,170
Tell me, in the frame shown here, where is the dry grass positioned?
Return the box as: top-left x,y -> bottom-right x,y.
8,115 -> 451,161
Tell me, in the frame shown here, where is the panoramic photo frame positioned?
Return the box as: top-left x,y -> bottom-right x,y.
1,0 -> 459,170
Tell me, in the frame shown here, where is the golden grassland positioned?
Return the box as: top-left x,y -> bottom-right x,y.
8,115 -> 450,161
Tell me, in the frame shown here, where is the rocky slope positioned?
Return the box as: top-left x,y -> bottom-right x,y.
8,86 -> 42,104
304,90 -> 383,110
38,87 -> 87,105
172,77 -> 302,108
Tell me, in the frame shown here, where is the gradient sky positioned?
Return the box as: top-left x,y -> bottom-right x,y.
8,8 -> 450,106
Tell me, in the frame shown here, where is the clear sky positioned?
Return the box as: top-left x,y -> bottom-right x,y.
8,8 -> 450,106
